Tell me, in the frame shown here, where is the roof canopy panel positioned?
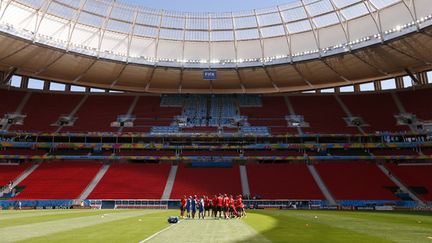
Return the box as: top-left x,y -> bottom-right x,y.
2,0 -> 431,70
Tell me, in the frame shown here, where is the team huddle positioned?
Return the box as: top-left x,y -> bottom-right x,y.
180,194 -> 246,219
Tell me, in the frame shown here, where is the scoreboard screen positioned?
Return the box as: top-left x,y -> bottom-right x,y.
203,70 -> 217,80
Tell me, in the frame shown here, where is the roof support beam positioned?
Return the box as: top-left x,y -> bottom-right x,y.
66,0 -> 88,51
231,12 -> 245,92
401,0 -> 419,30
328,0 -> 350,45
145,66 -> 157,91
385,42 -> 430,65
263,67 -> 280,92
109,64 -> 128,88
1,66 -> 17,85
350,51 -> 389,76
235,69 -> 246,93
363,0 -> 384,41
33,52 -> 67,75
292,65 -> 314,89
181,13 -> 187,65
0,0 -> 13,21
300,0 -> 321,54
154,10 -> 165,63
254,9 -> 278,91
126,9 -> 139,63
177,68 -> 184,93
208,13 -> 212,64
72,59 -> 97,84
0,43 -> 31,62
97,1 -> 116,57
253,9 -> 266,63
405,68 -> 421,85
276,6 -> 293,61
208,14 -> 213,92
321,59 -> 353,84
33,0 -> 53,42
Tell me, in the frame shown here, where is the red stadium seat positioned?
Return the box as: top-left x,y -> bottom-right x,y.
14,161 -> 102,200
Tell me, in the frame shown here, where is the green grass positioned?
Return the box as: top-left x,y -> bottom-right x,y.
0,209 -> 431,242
242,210 -> 432,243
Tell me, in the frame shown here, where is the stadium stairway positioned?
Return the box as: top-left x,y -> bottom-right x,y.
161,165 -> 178,200
117,96 -> 139,133
0,163 -> 38,195
284,96 -> 303,135
339,93 -> 406,133
3,92 -> 31,131
2,163 -> 40,195
390,92 -> 416,133
56,95 -> 88,133
315,162 -> 398,200
334,95 -> 365,134
239,165 -> 251,197
386,163 -> 432,202
286,97 -> 336,203
290,95 -> 359,134
376,164 -> 425,206
77,163 -> 111,200
14,161 -> 102,200
397,88 -> 432,121
307,164 -> 337,205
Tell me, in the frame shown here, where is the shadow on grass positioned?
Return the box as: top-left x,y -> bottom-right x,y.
235,210 -> 394,243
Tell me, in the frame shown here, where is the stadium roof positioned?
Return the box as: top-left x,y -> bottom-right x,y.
0,0 -> 431,93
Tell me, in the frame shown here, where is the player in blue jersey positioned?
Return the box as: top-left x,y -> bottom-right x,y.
186,196 -> 192,219
198,196 -> 205,219
191,195 -> 197,219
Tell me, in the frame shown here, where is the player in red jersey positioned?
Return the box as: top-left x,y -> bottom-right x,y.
229,195 -> 237,218
217,194 -> 224,218
180,195 -> 187,218
212,195 -> 218,217
204,196 -> 211,217
223,194 -> 230,219
236,195 -> 246,218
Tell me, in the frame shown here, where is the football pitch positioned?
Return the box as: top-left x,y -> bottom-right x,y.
0,209 -> 431,242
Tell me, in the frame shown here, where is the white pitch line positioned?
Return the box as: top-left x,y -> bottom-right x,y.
139,220 -> 181,243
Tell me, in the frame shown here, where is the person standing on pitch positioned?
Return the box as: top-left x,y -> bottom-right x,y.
212,195 -> 218,218
237,195 -> 246,218
180,195 -> 187,219
217,194 -> 224,219
191,195 -> 197,219
204,195 -> 211,217
186,196 -> 192,219
223,194 -> 230,219
229,195 -> 237,218
198,196 -> 205,219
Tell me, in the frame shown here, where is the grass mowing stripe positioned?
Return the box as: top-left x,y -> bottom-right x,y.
288,211 -> 432,242
243,211 -> 392,243
319,211 -> 432,227
139,220 -> 180,242
145,218 -> 270,243
0,210 -> 162,243
21,210 -> 176,243
0,210 -> 121,228
0,210 -> 113,221
268,210 -> 432,243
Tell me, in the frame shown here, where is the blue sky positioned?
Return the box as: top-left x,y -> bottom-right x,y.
125,0 -> 293,12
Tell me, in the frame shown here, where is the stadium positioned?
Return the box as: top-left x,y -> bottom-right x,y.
0,0 -> 432,242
